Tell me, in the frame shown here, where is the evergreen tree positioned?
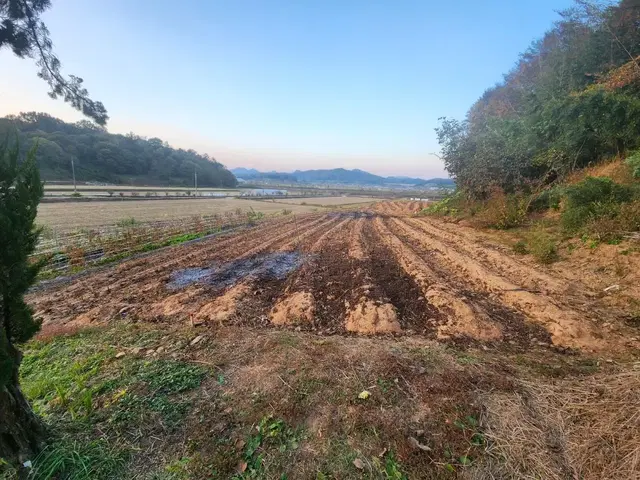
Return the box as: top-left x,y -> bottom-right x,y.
0,0 -> 107,125
0,142 -> 46,467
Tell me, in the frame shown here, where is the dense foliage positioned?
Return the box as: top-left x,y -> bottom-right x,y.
0,113 -> 238,187
0,143 -> 43,387
436,0 -> 640,197
0,0 -> 107,124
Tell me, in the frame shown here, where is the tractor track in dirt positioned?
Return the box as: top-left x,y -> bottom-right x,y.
28,204 -> 639,356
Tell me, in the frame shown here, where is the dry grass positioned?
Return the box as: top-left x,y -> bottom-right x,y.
472,367 -> 640,480
566,157 -> 635,185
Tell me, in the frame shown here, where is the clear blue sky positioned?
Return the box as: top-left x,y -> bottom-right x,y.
0,0 -> 573,178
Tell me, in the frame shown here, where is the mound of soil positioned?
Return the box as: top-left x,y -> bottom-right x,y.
345,300 -> 402,334
270,291 -> 316,326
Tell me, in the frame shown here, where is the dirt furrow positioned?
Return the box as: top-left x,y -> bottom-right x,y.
277,215 -> 342,252
358,220 -> 442,335
407,217 -> 577,296
236,215 -> 331,259
372,217 -> 505,342
267,217 -> 355,329
309,217 -> 352,253
348,217 -> 366,259
388,217 -> 607,351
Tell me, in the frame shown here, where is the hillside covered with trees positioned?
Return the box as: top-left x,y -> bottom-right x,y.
437,0 -> 640,196
431,0 -> 640,248
0,113 -> 237,187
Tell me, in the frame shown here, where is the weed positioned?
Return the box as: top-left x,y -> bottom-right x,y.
160,456 -> 192,479
70,192 -> 82,198
512,239 -> 528,255
282,209 -> 292,215
30,438 -> 129,480
246,207 -> 265,225
234,416 -> 303,479
117,217 -> 137,228
528,229 -> 558,264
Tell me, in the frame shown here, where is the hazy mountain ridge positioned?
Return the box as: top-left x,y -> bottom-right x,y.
231,167 -> 453,186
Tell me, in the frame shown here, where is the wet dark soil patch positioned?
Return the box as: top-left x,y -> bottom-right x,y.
168,252 -> 305,290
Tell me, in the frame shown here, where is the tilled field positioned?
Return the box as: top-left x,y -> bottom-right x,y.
29,200 -> 639,356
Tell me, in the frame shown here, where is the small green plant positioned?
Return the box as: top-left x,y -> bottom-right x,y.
30,439 -> 129,480
528,229 -> 558,264
234,416 -> 302,479
71,191 -> 82,198
512,239 -> 528,255
246,207 -> 265,224
117,217 -> 137,228
282,209 -> 292,215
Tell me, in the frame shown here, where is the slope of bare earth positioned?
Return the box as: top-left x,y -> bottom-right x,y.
24,202 -> 640,479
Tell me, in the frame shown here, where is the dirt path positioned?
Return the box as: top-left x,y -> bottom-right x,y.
28,205 -> 640,356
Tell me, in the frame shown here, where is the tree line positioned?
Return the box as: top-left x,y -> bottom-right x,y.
436,0 -> 640,197
0,112 -> 238,188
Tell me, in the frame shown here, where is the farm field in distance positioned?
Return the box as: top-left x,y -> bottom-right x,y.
23,200 -> 640,479
36,196 -> 377,231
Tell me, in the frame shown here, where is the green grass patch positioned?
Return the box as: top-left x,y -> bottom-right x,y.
19,327 -> 208,479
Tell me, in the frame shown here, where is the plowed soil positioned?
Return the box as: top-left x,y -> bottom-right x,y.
28,202 -> 640,356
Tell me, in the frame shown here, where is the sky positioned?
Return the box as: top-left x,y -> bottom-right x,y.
0,0 -> 573,178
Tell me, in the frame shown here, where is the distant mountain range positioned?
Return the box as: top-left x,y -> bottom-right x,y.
231,167 -> 454,187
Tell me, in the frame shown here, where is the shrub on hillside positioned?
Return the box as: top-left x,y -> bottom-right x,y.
529,187 -> 564,212
420,192 -> 464,216
475,189 -> 528,229
528,229 -> 558,264
627,151 -> 640,179
561,177 -> 634,233
586,200 -> 640,241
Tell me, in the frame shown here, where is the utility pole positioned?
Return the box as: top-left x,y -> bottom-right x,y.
71,157 -> 77,193
194,168 -> 198,196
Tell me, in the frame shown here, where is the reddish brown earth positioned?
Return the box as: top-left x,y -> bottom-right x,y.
28,201 -> 639,356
